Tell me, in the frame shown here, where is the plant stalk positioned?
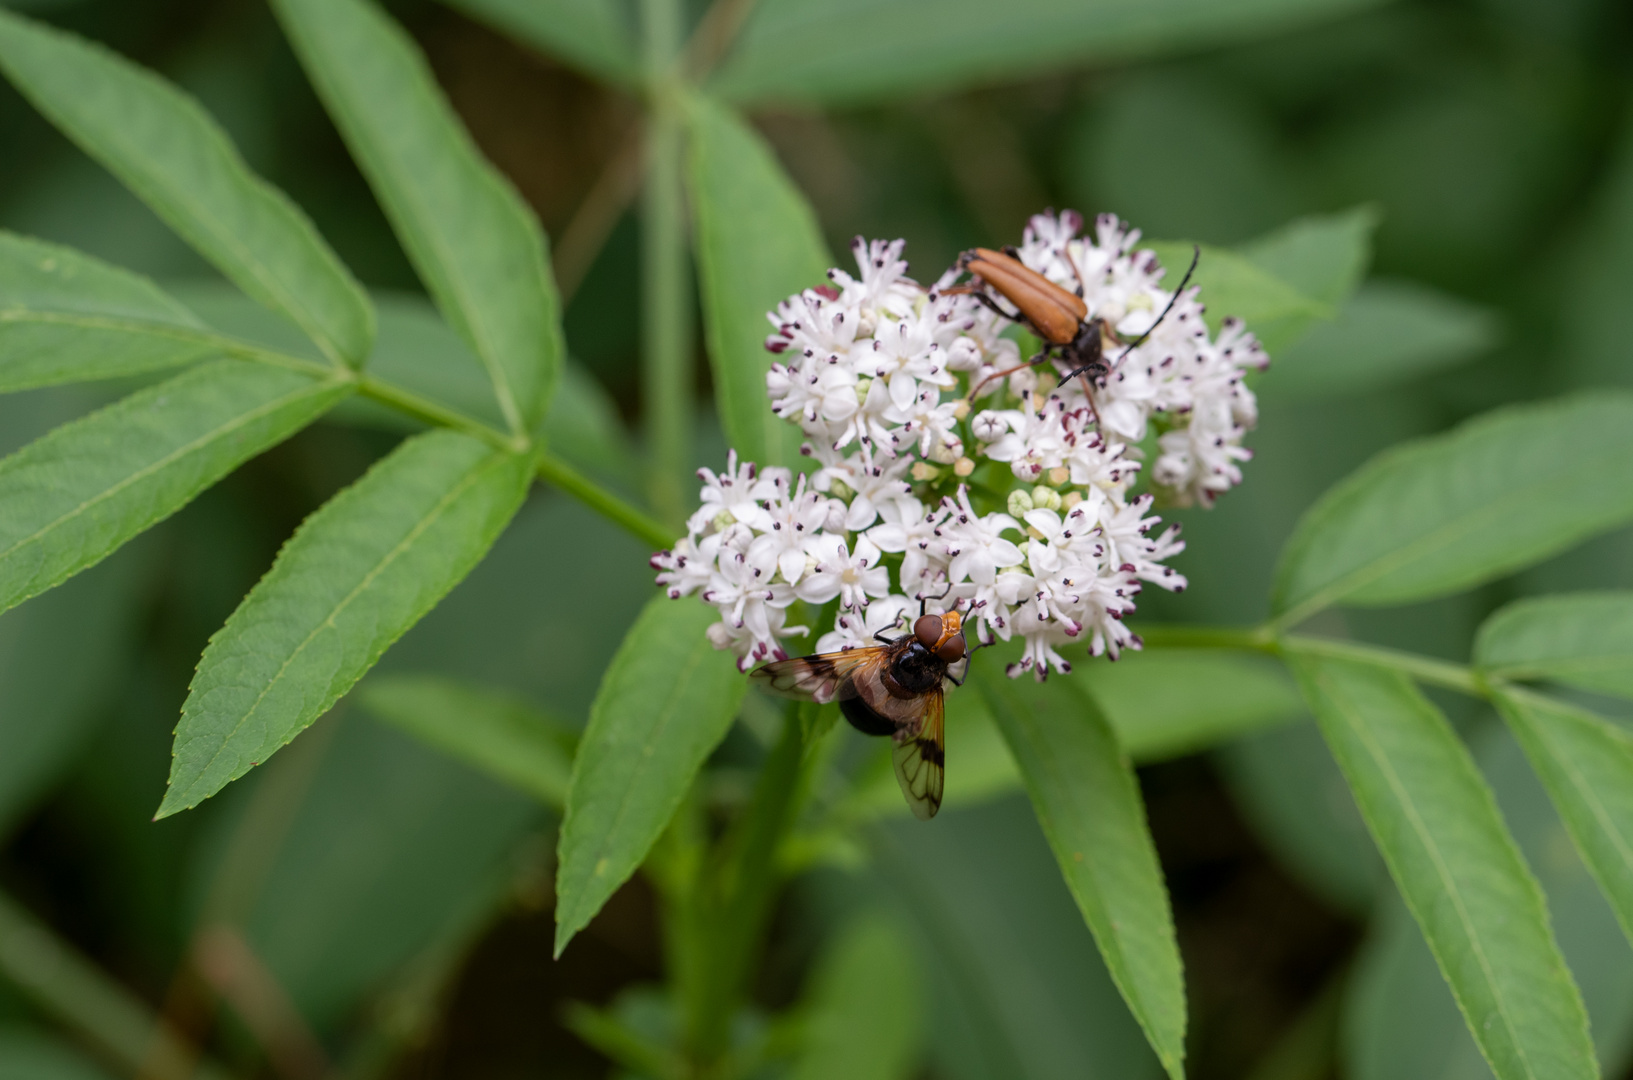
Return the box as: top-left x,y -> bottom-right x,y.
641,0 -> 694,530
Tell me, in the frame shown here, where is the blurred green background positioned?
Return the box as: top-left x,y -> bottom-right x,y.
2,0 -> 1633,1077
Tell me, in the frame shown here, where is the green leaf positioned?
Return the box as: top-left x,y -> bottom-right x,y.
1287,652 -> 1596,1080
0,232 -> 220,392
0,10 -> 373,367
977,670 -> 1186,1080
1237,204 -> 1379,306
1477,592 -> 1633,700
1263,280 -> 1500,401
1084,648 -> 1304,762
0,360 -> 348,617
1273,393 -> 1633,624
708,0 -> 1391,107
161,430 -> 532,816
356,674 -> 575,809
439,0 -> 637,85
1494,688 -> 1633,953
1144,240 -> 1329,354
793,912 -> 926,1080
1344,722 -> 1633,1080
272,0 -> 563,433
554,596 -> 748,957
686,93 -> 831,469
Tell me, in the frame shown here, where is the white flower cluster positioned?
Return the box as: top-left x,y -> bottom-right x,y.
653,210 -> 1267,679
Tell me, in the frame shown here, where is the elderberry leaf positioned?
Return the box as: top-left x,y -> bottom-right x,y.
1477,592 -> 1633,701
1287,652 -> 1597,1080
161,430 -> 533,816
0,232 -> 221,392
271,0 -> 563,433
1237,204 -> 1380,306
0,10 -> 374,368
1494,688 -> 1633,955
1274,393 -> 1633,623
686,93 -> 831,471
554,595 -> 747,958
977,668 -> 1186,1080
1143,239 -> 1328,355
0,361 -> 350,619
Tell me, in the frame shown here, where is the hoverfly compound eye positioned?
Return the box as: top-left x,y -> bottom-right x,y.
913,614 -> 943,649
936,632 -> 967,663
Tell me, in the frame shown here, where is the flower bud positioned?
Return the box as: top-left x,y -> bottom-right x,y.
910,461 -> 941,482
1048,466 -> 1071,487
1007,489 -> 1035,516
953,456 -> 976,477
1032,486 -> 1063,512
971,410 -> 1006,442
1062,490 -> 1084,510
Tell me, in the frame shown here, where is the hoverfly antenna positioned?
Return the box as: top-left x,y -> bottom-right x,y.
1109,244 -> 1200,370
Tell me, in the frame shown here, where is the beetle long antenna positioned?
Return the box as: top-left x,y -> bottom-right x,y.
1057,244 -> 1200,389
1110,243 -> 1199,366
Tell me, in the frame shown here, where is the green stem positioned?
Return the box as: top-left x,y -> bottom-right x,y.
1137,623 -> 1276,651
356,374 -> 524,454
536,452 -> 674,548
1140,623 -> 1485,697
0,891 -> 234,1080
1276,634 -> 1483,696
641,0 -> 693,530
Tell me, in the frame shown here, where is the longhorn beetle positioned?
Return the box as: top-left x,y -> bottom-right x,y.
946,243 -> 1200,406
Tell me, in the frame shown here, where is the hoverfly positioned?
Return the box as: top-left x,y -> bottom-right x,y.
948,242 -> 1200,401
751,608 -> 969,820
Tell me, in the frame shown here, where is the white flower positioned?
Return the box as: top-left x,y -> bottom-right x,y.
938,487 -> 1024,588
658,207 -> 1260,680
687,452 -> 778,536
796,534 -> 891,611
814,595 -> 917,654
867,496 -> 947,596
747,473 -> 839,585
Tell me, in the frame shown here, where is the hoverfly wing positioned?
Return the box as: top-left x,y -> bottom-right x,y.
749,647 -> 883,704
891,689 -> 945,821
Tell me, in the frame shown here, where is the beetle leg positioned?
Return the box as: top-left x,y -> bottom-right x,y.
966,348 -> 1055,401
968,289 -> 1024,324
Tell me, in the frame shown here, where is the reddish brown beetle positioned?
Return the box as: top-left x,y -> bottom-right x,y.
948,242 -> 1199,403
